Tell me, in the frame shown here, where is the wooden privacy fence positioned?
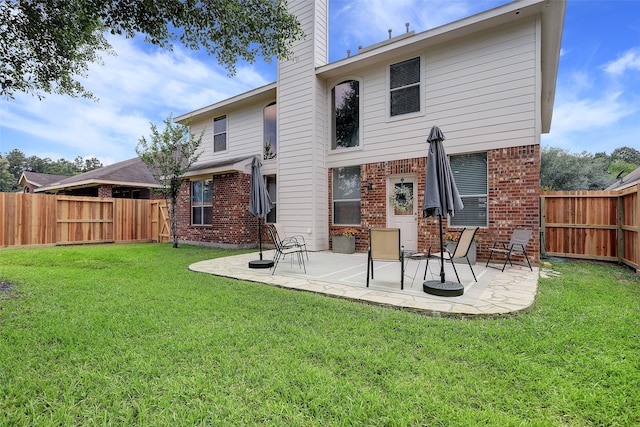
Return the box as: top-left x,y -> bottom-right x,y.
0,193 -> 169,247
541,184 -> 639,272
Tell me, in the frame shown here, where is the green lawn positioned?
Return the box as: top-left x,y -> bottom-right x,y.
0,243 -> 638,426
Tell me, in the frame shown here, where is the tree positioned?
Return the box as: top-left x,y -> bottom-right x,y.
541,147 -> 613,191
137,115 -> 202,248
0,157 -> 16,191
610,147 -> 640,165
1,0 -> 303,99
1,149 -> 104,191
74,156 -> 103,173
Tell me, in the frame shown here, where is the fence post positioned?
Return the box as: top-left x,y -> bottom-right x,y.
617,194 -> 624,265
540,194 -> 546,256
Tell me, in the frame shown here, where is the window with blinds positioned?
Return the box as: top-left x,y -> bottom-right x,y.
449,152 -> 488,227
390,57 -> 420,117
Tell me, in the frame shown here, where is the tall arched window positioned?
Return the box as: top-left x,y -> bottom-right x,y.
263,102 -> 277,160
332,80 -> 360,149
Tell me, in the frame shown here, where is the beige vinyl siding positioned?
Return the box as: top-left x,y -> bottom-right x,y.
190,104 -> 265,165
325,20 -> 538,169
275,0 -> 328,250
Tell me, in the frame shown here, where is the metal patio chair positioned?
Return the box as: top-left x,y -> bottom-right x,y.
485,226 -> 533,271
366,227 -> 405,290
266,224 -> 306,275
272,223 -> 309,260
425,227 -> 479,283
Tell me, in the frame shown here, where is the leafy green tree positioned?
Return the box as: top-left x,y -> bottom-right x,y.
74,156 -> 103,173
609,161 -> 638,180
1,0 -> 303,99
0,157 -> 16,191
137,115 -> 203,248
4,149 -> 26,181
610,147 -> 640,165
541,147 -> 613,190
1,149 -> 104,191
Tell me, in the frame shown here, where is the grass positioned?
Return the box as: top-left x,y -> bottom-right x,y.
0,243 -> 638,426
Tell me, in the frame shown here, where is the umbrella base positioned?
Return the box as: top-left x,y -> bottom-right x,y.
248,259 -> 274,269
423,280 -> 464,297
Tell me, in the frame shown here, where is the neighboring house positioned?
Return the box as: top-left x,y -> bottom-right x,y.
19,171 -> 71,193
606,167 -> 640,191
32,157 -> 161,198
175,0 -> 566,262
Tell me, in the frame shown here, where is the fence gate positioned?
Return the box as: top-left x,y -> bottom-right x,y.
151,200 -> 170,243
56,196 -> 115,245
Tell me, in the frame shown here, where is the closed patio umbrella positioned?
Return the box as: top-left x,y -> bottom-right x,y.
248,156 -> 274,268
422,126 -> 465,296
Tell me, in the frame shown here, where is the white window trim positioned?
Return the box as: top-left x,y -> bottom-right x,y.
449,152 -> 489,228
332,166 -> 362,226
265,175 -> 277,224
327,76 -> 364,154
263,102 -> 277,162
191,178 -> 213,226
213,115 -> 228,154
385,54 -> 426,122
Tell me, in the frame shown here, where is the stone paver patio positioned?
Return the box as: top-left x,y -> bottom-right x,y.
189,250 -> 539,317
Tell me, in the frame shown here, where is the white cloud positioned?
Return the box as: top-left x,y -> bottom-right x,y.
1,35 -> 272,164
329,0 -> 509,60
603,47 -> 640,76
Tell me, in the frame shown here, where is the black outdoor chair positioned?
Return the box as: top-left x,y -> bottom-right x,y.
266,224 -> 306,275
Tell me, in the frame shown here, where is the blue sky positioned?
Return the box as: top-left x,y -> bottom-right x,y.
1,0 -> 639,166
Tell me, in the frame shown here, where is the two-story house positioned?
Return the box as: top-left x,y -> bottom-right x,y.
174,0 -> 565,263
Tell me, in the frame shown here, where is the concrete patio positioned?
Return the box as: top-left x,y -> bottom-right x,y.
189,250 -> 539,317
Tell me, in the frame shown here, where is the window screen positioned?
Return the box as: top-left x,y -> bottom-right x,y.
333,166 -> 361,225
390,57 -> 420,116
213,116 -> 227,152
449,152 -> 488,227
192,179 -> 213,225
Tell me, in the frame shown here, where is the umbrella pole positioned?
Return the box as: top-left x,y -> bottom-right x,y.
258,220 -> 263,260
423,212 -> 464,296
248,217 -> 274,268
438,214 -> 445,283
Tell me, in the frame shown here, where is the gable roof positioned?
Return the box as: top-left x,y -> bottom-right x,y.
606,167 -> 640,191
35,157 -> 160,193
19,171 -> 71,189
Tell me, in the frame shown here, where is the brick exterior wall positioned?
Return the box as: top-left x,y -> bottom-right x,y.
175,172 -> 259,248
98,184 -> 113,198
328,144 -> 540,264
178,144 -> 540,264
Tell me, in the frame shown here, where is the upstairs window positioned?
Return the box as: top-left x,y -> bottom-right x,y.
263,103 -> 277,160
390,57 -> 420,117
449,152 -> 488,227
332,80 -> 360,149
213,115 -> 227,152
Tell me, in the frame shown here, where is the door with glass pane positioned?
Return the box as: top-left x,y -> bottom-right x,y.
387,175 -> 417,252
